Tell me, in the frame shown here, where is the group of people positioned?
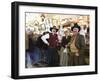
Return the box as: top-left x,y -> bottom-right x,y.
25,23 -> 89,68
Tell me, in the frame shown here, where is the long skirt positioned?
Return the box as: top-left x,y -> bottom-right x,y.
59,47 -> 68,66
45,48 -> 60,67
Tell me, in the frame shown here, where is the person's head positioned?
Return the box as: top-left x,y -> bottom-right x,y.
71,23 -> 81,35
40,14 -> 45,22
50,26 -> 58,34
64,29 -> 69,36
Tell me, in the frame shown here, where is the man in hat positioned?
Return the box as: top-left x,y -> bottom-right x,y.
41,26 -> 60,66
41,26 -> 59,48
67,23 -> 85,66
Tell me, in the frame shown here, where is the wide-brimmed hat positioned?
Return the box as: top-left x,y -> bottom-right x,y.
50,26 -> 59,32
71,23 -> 81,32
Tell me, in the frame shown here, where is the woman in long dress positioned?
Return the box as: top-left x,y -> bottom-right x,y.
60,29 -> 71,66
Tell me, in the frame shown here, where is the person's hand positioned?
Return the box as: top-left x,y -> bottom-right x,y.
75,53 -> 79,56
47,43 -> 49,46
65,45 -> 68,48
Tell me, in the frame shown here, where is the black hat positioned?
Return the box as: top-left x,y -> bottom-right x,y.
71,23 -> 81,32
50,26 -> 58,32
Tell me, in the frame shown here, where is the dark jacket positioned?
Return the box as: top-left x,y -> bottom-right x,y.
74,34 -> 85,55
68,34 -> 85,53
61,36 -> 71,48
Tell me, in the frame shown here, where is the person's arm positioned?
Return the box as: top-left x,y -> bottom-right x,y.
41,33 -> 49,45
80,35 -> 85,49
79,35 -> 85,56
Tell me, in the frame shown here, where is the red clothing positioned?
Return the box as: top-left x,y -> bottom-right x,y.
48,33 -> 59,48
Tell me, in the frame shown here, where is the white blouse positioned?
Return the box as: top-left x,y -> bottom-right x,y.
41,33 -> 50,45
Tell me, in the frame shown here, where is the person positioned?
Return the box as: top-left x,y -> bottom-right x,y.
84,27 -> 90,65
79,25 -> 87,37
41,26 -> 60,66
25,29 -> 35,68
26,30 -> 41,67
59,29 -> 71,66
67,23 -> 85,66
25,31 -> 32,68
35,32 -> 49,67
